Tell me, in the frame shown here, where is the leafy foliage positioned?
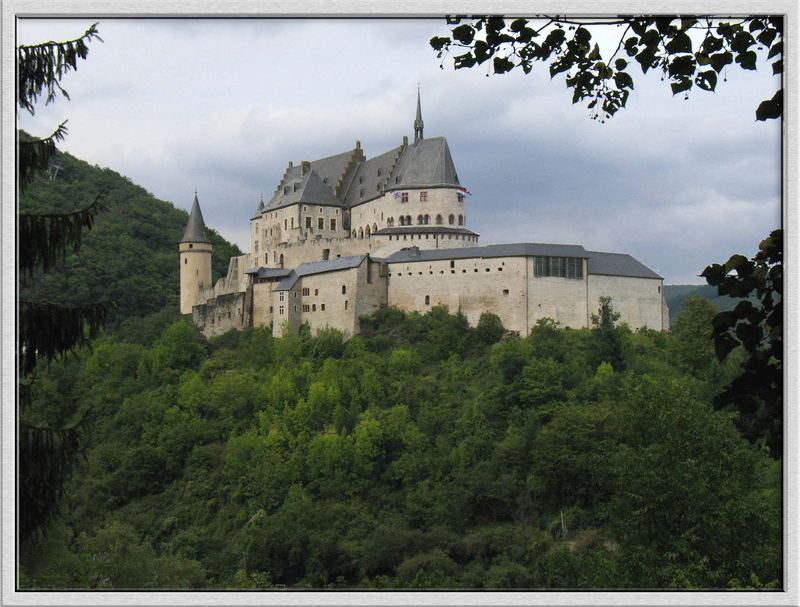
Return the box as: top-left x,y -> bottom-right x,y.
19,306 -> 780,589
430,16 -> 782,121
700,229 -> 782,456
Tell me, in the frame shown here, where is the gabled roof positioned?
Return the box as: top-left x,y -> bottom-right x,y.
586,251 -> 663,279
180,193 -> 210,243
343,145 -> 404,206
244,267 -> 293,279
267,168 -> 342,210
274,255 -> 367,290
384,242 -> 587,264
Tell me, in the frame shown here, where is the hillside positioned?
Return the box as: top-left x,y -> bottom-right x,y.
663,283 -> 749,323
19,308 -> 779,590
19,143 -> 242,324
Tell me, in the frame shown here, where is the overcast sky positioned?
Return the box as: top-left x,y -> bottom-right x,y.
17,18 -> 781,284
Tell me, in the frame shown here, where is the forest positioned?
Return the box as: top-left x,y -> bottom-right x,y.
17,146 -> 782,590
19,300 -> 781,589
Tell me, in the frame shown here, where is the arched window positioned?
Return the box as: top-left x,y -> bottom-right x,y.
425,295 -> 430,305
359,227 -> 364,238
448,214 -> 455,225
365,225 -> 371,237
436,214 -> 443,225
387,217 -> 394,227
279,254 -> 284,268
424,214 -> 430,225
458,214 -> 464,225
405,215 -> 412,225
417,214 -> 424,225
373,223 -> 378,233
352,229 -> 357,237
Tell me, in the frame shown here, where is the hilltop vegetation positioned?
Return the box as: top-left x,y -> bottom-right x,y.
20,302 -> 780,590
663,284 -> 753,324
19,143 -> 241,324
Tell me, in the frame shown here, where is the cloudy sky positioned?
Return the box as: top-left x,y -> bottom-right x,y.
18,18 -> 781,284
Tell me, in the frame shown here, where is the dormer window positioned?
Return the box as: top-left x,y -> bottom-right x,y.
377,168 -> 382,176
283,186 -> 289,194
359,175 -> 364,184
360,188 -> 365,197
323,177 -> 328,184
293,183 -> 299,192
420,191 -> 428,202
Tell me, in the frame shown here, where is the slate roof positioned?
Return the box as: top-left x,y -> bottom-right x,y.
274,255 -> 367,290
244,267 -> 293,279
266,168 -> 342,211
180,194 -> 210,243
392,137 -> 460,188
586,251 -> 663,279
384,243 -> 588,264
264,133 -> 462,213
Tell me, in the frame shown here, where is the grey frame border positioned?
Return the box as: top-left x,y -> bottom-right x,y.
2,1 -> 797,605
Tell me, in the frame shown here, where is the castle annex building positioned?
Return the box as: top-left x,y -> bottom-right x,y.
180,94 -> 669,337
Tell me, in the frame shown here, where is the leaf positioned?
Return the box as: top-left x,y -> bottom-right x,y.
665,31 -> 692,54
695,70 -> 717,91
735,50 -> 757,70
430,36 -> 451,51
709,51 -> 733,73
756,89 -> 782,121
767,40 -> 782,59
509,18 -> 528,32
615,58 -> 628,70
493,56 -> 514,74
756,28 -> 777,47
671,79 -> 692,95
772,59 -> 782,74
614,71 -> 634,89
452,24 -> 476,44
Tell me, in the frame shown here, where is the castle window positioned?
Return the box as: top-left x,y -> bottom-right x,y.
303,304 -> 310,312
373,223 -> 378,233
314,288 -> 319,296
279,254 -> 284,267
458,214 -> 464,225
280,292 -> 285,302
318,217 -> 324,230
377,168 -> 382,176
302,288 -> 310,296
449,214 -> 455,225
189,243 -> 193,249
405,215 -> 411,225
359,175 -> 364,184
291,217 -> 294,228
284,219 -> 288,230
345,300 -> 348,310
312,304 -> 316,312
305,216 -> 312,228
359,227 -> 364,238
417,214 -> 424,225
293,183 -> 299,192
270,306 -> 273,313
457,193 -> 465,203
321,303 -> 326,311
279,306 -> 284,315
420,191 -> 428,202
503,289 -> 509,295
255,241 -> 259,253
323,177 -> 328,184
184,258 -> 187,265
424,214 -> 430,224
365,225 -> 371,237
658,285 -> 661,293
323,249 -> 330,260
425,295 -> 430,305
360,188 -> 365,197
319,207 -> 323,213
450,260 -> 454,268
436,214 -> 443,225
330,218 -> 336,231
401,192 -> 408,203
352,229 -> 357,237
342,285 -> 346,294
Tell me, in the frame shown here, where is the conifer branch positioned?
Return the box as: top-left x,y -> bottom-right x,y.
17,121 -> 69,193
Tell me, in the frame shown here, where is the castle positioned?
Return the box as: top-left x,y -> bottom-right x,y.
180,93 -> 669,338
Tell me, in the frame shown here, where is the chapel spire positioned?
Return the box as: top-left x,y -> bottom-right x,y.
414,85 -> 424,143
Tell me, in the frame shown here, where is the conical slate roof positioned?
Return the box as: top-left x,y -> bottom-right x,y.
251,196 -> 265,220
180,193 -> 210,243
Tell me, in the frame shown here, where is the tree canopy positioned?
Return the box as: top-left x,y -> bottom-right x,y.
430,16 -> 782,122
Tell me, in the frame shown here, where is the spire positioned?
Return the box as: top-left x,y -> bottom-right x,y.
180,191 -> 210,243
414,84 -> 424,143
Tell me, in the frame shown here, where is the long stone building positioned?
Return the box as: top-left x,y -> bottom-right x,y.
180,94 -> 669,338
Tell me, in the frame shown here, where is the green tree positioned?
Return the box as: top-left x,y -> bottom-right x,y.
591,296 -> 625,371
430,16 -> 782,121
670,294 -> 717,375
17,23 -> 106,542
701,229 -> 783,456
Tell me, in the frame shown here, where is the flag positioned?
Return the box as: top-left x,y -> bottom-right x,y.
458,186 -> 472,196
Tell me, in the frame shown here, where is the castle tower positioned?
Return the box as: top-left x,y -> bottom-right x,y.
179,192 -> 212,315
414,86 -> 424,143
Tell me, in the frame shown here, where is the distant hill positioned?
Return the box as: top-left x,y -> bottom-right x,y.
663,283 -> 751,323
19,142 -> 242,324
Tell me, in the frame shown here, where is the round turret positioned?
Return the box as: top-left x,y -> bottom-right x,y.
180,192 -> 213,314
